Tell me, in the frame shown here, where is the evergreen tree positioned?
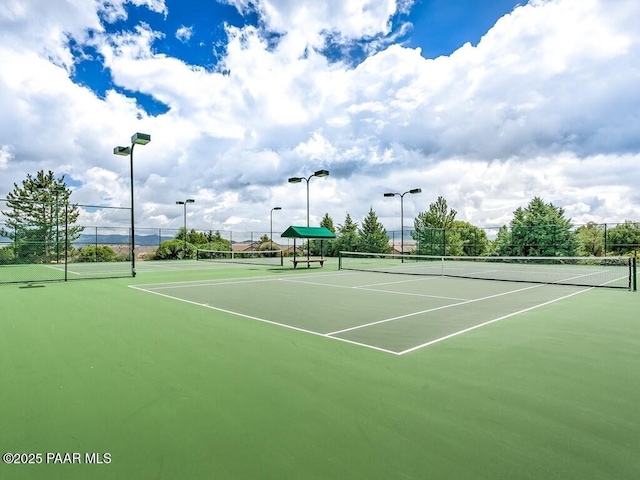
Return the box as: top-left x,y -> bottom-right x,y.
490,226 -> 513,256
334,213 -> 360,253
412,196 -> 460,255
508,197 -> 578,256
453,220 -> 489,256
358,207 -> 391,254
606,221 -> 640,255
311,213 -> 336,256
1,170 -> 82,263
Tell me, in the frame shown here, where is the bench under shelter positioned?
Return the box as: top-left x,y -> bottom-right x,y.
281,226 -> 336,268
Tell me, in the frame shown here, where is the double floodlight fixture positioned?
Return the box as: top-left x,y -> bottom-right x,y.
287,169 -> 330,228
384,187 -> 422,259
288,169 -> 329,184
384,188 -> 422,197
113,133 -> 150,156
113,132 -> 151,277
176,199 -> 195,205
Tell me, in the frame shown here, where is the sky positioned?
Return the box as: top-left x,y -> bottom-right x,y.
1,0 -> 639,238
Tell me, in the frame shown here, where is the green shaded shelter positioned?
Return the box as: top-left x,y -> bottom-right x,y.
281,226 -> 336,239
281,226 -> 335,267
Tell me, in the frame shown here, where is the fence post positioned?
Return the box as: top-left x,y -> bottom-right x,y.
64,203 -> 68,281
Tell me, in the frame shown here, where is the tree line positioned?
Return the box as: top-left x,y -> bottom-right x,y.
2,170 -> 639,264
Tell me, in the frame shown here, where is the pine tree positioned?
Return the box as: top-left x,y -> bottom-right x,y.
311,213 -> 336,256
334,213 -> 360,253
509,197 -> 578,256
1,170 -> 82,263
412,196 -> 459,255
359,207 -> 391,253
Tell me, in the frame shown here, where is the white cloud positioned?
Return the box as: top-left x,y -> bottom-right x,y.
175,25 -> 193,43
1,0 -> 639,237
0,145 -> 12,170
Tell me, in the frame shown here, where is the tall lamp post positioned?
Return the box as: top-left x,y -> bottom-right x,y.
287,169 -> 329,227
176,199 -> 195,258
114,132 -> 151,277
270,207 -> 282,250
383,188 -> 421,258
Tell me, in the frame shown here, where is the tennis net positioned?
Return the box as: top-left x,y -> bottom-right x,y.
196,249 -> 284,266
338,252 -> 636,290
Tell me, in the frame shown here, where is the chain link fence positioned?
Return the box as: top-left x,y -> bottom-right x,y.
1,199 -> 133,284
2,195 -> 638,285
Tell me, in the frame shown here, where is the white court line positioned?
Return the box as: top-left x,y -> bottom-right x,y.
325,283 -> 548,336
129,268 -> 615,356
129,284 -> 400,355
356,276 -> 441,288
278,277 -> 471,301
133,270 -> 357,290
354,286 -> 470,301
398,287 -> 593,355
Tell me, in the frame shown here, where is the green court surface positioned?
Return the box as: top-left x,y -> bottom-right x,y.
1,259 -> 639,479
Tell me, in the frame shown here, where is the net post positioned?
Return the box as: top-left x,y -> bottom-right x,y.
279,250 -> 283,267
338,251 -> 342,270
633,256 -> 637,292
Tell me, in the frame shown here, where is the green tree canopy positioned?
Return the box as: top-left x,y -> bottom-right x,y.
0,170 -> 82,263
334,213 -> 360,253
176,227 -> 210,246
310,213 -> 336,256
359,207 -> 391,254
452,220 -> 489,256
412,196 -> 459,255
606,221 -> 640,255
491,225 -> 513,256
575,222 -> 605,256
507,197 -> 578,256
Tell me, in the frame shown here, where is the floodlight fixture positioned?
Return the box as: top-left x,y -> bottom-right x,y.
384,187 -> 422,259
177,198 -> 195,259
270,207 -> 282,250
113,146 -> 131,156
131,132 -> 151,145
113,131 -> 151,277
287,169 -> 330,228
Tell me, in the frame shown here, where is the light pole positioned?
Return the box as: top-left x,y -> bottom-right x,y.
384,188 -> 421,258
53,185 -> 65,263
270,207 -> 282,250
176,199 -> 195,259
287,169 -> 329,227
114,132 -> 151,277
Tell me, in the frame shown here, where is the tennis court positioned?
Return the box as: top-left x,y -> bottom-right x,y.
1,256 -> 639,480
132,269 -> 597,354
0,257 -> 266,283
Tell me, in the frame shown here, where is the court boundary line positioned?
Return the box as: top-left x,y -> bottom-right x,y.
129,284 -> 401,355
129,271 -> 601,356
325,282 -> 547,336
397,287 -> 593,355
132,270 -> 356,290
277,277 -> 472,301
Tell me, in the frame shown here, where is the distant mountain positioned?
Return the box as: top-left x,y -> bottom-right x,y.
74,233 -> 173,247
1,232 -> 253,247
